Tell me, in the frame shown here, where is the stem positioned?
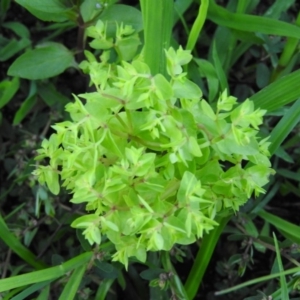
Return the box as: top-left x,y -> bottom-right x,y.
184,214 -> 231,299
161,251 -> 190,300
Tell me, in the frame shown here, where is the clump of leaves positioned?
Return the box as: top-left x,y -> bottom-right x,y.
33,21 -> 274,268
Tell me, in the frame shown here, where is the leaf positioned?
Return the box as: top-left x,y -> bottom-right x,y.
195,58 -> 219,102
13,81 -> 37,125
0,38 -> 31,61
2,21 -> 30,38
251,69 -> 300,112
0,77 -> 20,109
268,99 -> 300,156
0,252 -> 92,292
38,82 -> 70,108
258,210 -> 300,244
212,41 -> 228,92
172,78 -> 202,99
0,214 -> 47,270
208,1 -> 300,39
101,4 -> 143,37
273,233 -> 289,300
43,167 -> 60,195
256,63 -> 270,88
58,264 -> 87,300
15,0 -> 71,22
8,43 -> 75,80
71,214 -> 100,229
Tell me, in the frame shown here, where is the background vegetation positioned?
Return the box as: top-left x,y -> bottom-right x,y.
1,0 -> 300,299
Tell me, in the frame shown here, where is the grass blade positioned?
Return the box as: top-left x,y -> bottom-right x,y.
273,233 -> 289,300
250,70 -> 300,112
0,214 -> 47,270
258,210 -> 300,244
11,280 -> 53,300
215,266 -> 300,295
208,1 -> 300,39
186,0 -> 209,52
95,279 -> 115,300
267,99 -> 300,156
0,252 -> 92,292
58,264 -> 87,300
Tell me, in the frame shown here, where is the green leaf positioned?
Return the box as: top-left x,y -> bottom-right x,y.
13,81 -> 37,125
0,37 -> 31,61
195,58 -> 219,102
172,78 -> 202,99
273,233 -> 289,300
11,280 -> 53,300
268,99 -> 300,156
140,0 -> 173,75
8,43 -> 75,80
43,166 -> 60,195
2,21 -> 30,38
38,82 -> 70,108
258,210 -> 300,245
251,70 -> 300,112
0,77 -> 19,109
15,0 -> 71,22
58,264 -> 87,300
256,63 -> 270,88
71,214 -> 100,229
0,214 -> 47,270
208,1 -> 300,39
212,41 -> 228,92
101,4 -> 143,37
0,252 -> 92,292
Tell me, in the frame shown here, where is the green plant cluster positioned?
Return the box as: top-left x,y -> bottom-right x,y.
33,21 -> 274,268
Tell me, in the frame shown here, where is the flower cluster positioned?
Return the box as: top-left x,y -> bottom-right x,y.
34,22 -> 274,267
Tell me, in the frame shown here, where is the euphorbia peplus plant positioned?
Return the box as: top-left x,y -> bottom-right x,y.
34,19 -> 274,268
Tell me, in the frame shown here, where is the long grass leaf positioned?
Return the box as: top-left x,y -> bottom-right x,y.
273,233 -> 289,300
215,266 -> 300,295
95,279 -> 115,300
267,99 -> 300,156
58,264 -> 87,300
0,214 -> 47,270
186,0 -> 209,52
11,280 -> 53,300
250,70 -> 300,112
258,210 -> 300,244
0,252 -> 92,292
208,1 -> 300,39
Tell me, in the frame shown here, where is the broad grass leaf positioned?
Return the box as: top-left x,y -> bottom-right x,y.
8,43 -> 75,80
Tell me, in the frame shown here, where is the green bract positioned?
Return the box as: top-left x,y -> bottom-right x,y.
34,22 -> 274,268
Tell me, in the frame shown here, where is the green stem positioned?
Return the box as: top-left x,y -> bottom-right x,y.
161,251 -> 190,300
186,0 -> 209,52
184,214 -> 231,299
